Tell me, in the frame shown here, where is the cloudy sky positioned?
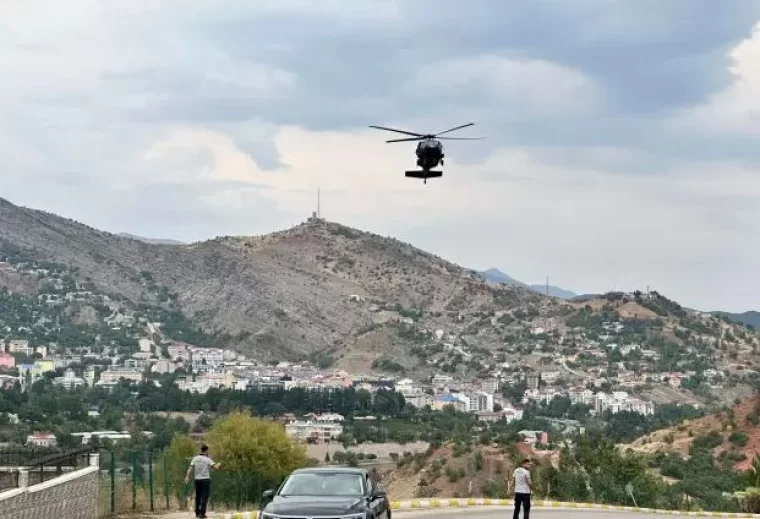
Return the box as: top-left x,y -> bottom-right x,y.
2,1 -> 760,312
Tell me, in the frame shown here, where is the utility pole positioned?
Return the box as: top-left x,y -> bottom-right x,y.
546,276 -> 549,298
317,187 -> 321,219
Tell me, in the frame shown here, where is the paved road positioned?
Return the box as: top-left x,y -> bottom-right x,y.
397,508 -> 669,519
159,506 -> 671,519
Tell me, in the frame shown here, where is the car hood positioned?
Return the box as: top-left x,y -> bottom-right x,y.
264,495 -> 366,516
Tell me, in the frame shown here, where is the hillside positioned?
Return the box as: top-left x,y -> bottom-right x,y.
0,197 -> 541,370
383,442 -> 537,499
624,395 -> 760,470
1,196 -> 759,398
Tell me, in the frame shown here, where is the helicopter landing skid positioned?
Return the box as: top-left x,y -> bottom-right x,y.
405,170 -> 442,184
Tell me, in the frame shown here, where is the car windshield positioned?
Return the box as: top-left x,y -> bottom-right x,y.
279,472 -> 364,496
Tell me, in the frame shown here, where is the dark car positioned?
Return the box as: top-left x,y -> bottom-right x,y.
260,467 -> 391,519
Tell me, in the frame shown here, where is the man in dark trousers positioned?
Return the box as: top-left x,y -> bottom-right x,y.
512,458 -> 532,519
185,443 -> 221,519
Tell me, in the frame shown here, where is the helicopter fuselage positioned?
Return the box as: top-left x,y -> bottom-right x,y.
415,138 -> 445,170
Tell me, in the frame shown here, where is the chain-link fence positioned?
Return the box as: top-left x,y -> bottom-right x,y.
95,447 -> 274,517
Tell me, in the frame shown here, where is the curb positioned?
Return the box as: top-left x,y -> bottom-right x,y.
210,499 -> 760,519
390,498 -> 760,518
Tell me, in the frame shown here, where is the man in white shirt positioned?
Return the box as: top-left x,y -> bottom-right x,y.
512,458 -> 532,519
184,444 -> 222,519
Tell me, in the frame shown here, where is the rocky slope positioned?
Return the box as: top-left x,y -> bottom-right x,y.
623,395 -> 760,471
1,195 -> 758,390
0,196 -> 540,365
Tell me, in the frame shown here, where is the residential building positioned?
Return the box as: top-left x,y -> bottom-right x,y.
54,369 -> 86,390
285,413 -> 344,443
404,393 -> 433,408
0,353 -> 15,369
99,367 -> 144,384
26,432 -> 57,448
8,340 -> 33,356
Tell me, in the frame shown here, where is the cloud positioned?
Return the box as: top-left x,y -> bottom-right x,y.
0,1 -> 759,312
410,55 -> 603,117
677,21 -> 760,133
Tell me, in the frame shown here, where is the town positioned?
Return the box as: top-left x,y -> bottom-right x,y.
1,247 -> 755,452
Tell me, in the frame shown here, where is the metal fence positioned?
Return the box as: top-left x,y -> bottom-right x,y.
0,445 -> 95,491
3,445 -> 324,516
95,447 -> 278,517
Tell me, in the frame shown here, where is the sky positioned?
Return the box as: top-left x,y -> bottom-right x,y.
1,1 -> 760,312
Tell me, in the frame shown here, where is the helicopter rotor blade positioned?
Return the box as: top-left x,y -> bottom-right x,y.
386,137 -> 426,143
437,136 -> 485,141
368,125 -> 425,138
433,122 -> 475,137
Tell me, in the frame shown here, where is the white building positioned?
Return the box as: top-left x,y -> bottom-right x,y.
481,378 -> 500,394
191,348 -> 225,368
285,413 -> 344,443
138,338 -> 153,353
26,433 -> 57,447
8,340 -> 33,356
98,367 -> 144,384
53,369 -> 85,390
432,374 -> 454,387
151,359 -> 177,374
404,393 -> 433,408
466,392 -> 494,413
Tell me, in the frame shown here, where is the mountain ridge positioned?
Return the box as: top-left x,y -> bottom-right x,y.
1,195 -> 759,401
481,267 -> 579,299
0,196 -> 542,369
117,232 -> 186,245
712,310 -> 760,329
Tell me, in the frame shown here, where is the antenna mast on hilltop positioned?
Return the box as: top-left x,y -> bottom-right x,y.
317,186 -> 321,219
546,276 -> 549,298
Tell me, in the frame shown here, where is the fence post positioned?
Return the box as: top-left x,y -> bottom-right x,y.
163,454 -> 170,509
149,450 -> 154,512
110,450 -> 116,514
132,450 -> 138,510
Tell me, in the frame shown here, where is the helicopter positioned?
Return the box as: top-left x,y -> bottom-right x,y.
368,122 -> 483,184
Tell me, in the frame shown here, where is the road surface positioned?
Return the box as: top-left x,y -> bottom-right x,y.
158,505 -> 675,519
397,508 -> 669,519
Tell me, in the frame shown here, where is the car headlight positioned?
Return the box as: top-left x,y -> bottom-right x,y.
340,514 -> 366,519
261,513 -> 281,519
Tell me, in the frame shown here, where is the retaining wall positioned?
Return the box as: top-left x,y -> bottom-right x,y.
0,455 -> 99,519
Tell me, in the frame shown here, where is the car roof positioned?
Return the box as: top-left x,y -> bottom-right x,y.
290,466 -> 367,476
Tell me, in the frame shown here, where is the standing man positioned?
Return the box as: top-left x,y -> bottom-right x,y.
185,443 -> 221,519
512,458 -> 532,519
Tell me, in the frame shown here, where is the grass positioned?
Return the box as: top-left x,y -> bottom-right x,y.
96,476 -> 247,517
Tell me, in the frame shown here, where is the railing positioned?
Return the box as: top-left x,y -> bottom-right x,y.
0,445 -> 95,491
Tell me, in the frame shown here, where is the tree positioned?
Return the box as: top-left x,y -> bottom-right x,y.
204,411 -> 309,507
156,433 -> 198,510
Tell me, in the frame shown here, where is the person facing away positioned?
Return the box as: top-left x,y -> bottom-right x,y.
513,458 -> 532,519
184,443 -> 221,519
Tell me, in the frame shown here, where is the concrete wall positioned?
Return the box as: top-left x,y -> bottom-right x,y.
0,455 -> 99,519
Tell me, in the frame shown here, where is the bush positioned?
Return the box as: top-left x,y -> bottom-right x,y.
729,432 -> 749,447
691,431 -> 723,452
203,411 -> 309,507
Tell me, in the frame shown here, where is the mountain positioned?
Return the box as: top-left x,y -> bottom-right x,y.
117,233 -> 185,246
1,195 -> 758,401
712,310 -> 760,329
0,197 -> 542,371
482,268 -> 578,299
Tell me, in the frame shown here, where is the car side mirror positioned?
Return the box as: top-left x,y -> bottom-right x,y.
371,489 -> 387,500
262,489 -> 275,500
